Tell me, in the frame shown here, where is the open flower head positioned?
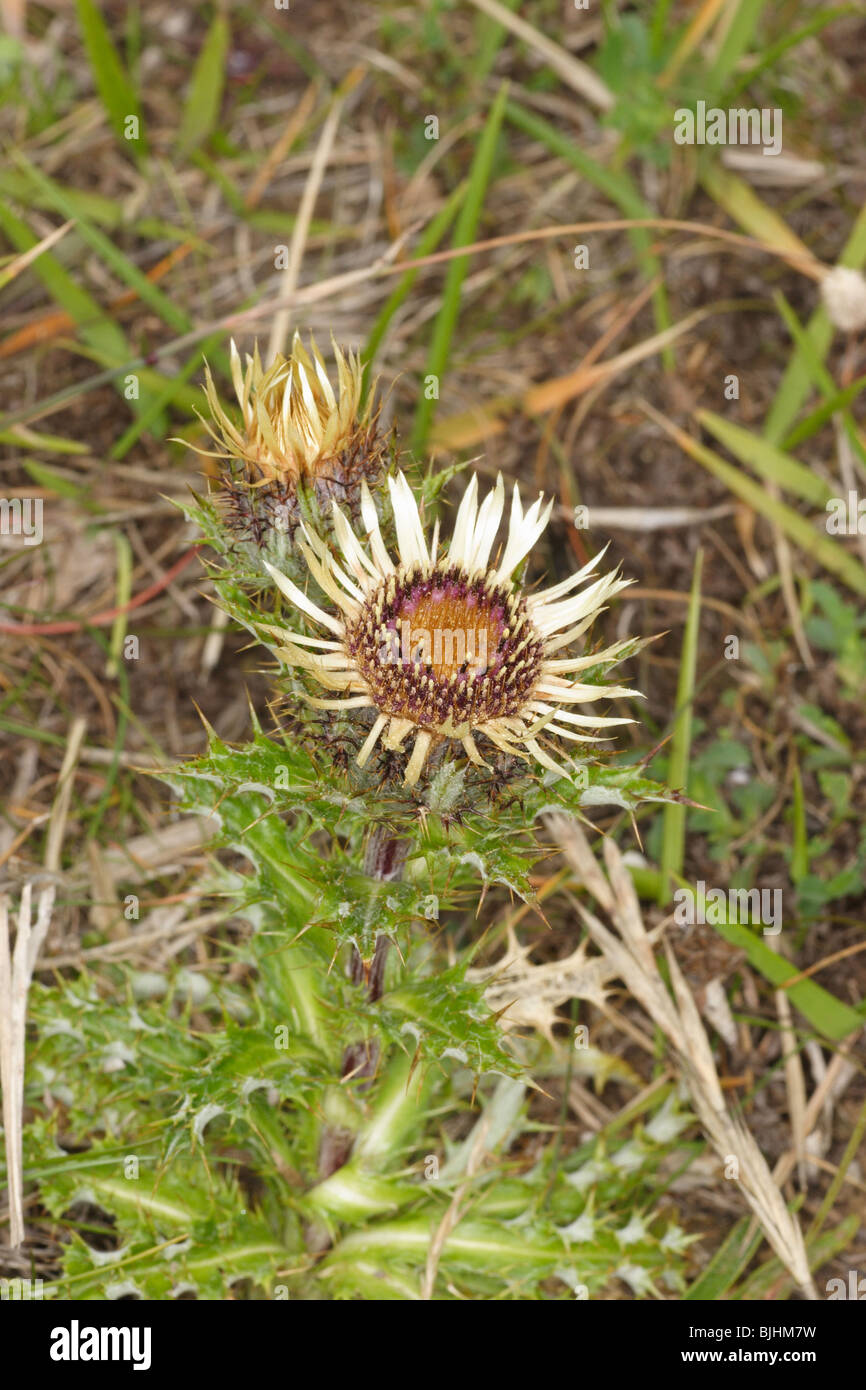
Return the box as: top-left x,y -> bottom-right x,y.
261,472 -> 641,787
192,334 -> 394,567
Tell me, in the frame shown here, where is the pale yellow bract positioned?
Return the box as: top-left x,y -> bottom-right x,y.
193,333 -> 371,485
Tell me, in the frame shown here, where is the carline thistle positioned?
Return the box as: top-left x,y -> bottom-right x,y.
258,470 -> 642,786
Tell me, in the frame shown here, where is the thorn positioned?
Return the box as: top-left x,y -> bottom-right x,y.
245,688 -> 263,733
406,1041 -> 422,1087
191,699 -> 220,742
239,804 -> 278,834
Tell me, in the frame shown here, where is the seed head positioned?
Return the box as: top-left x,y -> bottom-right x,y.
191,334 -> 394,571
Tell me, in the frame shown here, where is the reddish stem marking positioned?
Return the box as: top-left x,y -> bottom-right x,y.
0,546 -> 202,636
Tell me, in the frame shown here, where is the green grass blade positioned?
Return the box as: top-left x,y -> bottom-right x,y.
75,0 -> 146,153
710,917 -> 863,1039
790,763 -> 809,884
684,1215 -> 763,1299
772,290 -> 866,473
410,82 -> 509,453
471,0 -> 521,81
176,15 -> 230,158
662,868 -> 864,1040
0,169 -> 126,228
649,408 -> 866,597
783,373 -> 866,450
12,155 -> 191,336
0,201 -> 126,364
507,97 -> 647,217
504,98 -> 673,366
697,410 -> 835,506
19,459 -> 91,503
699,160 -> 810,261
734,1215 -> 859,1300
659,548 -> 702,904
773,291 -> 842,397
361,182 -> 467,407
0,353 -> 202,435
112,329 -> 227,459
808,1092 -> 866,1240
704,0 -> 768,101
0,719 -> 67,747
650,0 -> 676,57
0,427 -> 88,455
107,533 -> 133,679
729,7 -> 856,98
764,197 -> 866,443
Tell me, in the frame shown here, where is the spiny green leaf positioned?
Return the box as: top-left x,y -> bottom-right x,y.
371,964 -> 523,1077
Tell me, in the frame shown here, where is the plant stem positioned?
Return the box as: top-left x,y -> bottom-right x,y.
319,825 -> 409,1182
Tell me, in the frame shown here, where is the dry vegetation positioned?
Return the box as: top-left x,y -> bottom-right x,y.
0,0 -> 865,1301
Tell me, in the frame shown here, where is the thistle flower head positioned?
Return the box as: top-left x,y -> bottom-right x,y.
260,471 -> 641,788
192,334 -> 393,566
202,334 -> 369,483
